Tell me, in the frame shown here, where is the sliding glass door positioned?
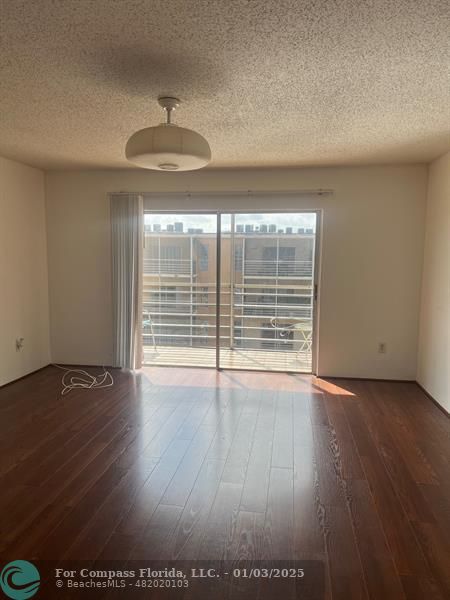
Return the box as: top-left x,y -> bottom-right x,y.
218,212 -> 317,372
142,213 -> 218,368
142,211 -> 319,373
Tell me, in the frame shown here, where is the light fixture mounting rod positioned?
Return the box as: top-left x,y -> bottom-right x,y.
158,96 -> 180,125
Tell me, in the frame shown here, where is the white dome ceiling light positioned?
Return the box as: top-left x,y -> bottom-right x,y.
125,97 -> 211,171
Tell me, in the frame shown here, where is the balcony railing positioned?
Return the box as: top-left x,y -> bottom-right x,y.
142,280 -> 313,357
243,260 -> 313,277
143,258 -> 313,278
144,258 -> 194,276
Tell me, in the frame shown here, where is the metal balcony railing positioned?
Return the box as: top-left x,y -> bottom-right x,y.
243,260 -> 313,277
143,258 -> 194,276
142,280 -> 314,354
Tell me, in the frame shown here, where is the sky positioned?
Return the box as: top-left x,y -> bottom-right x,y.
144,212 -> 316,233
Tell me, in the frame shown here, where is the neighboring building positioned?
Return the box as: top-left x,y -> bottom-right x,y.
143,225 -> 315,355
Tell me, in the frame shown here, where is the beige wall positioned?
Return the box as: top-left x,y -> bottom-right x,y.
417,152 -> 450,411
0,156 -> 50,385
45,165 -> 427,379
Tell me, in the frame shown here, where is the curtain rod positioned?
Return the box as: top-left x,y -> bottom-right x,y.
110,189 -> 333,197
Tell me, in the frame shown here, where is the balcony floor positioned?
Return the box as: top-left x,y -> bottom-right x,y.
143,345 -> 312,372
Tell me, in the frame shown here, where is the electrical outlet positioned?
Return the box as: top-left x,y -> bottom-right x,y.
378,342 -> 387,354
16,337 -> 24,351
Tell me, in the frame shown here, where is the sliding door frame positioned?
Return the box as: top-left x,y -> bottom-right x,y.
216,213 -> 221,370
143,208 -> 322,375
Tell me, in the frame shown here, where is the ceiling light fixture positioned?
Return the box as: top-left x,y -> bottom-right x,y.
125,97 -> 211,171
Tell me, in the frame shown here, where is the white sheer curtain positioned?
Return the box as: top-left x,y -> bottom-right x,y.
110,193 -> 143,369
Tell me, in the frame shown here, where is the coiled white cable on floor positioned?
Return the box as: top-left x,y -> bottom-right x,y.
52,364 -> 114,396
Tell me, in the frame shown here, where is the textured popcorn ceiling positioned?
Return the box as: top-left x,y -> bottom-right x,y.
0,0 -> 449,170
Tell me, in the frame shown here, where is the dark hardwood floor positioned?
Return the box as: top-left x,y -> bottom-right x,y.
0,366 -> 449,599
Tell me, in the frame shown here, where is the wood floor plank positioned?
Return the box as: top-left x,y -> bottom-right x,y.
376,383 -> 439,484
114,398 -> 180,470
240,394 -> 276,512
309,391 -> 330,427
223,510 -> 266,600
116,438 -> 191,536
410,521 -> 450,598
198,481 -> 243,560
313,424 -> 346,507
321,504 -> 369,599
161,426 -> 216,506
221,409 -> 259,485
227,509 -> 266,560
344,478 -> 406,599
401,574 -> 447,600
323,394 -> 365,480
271,391 -> 294,468
140,398 -> 194,458
355,383 -> 436,524
175,389 -> 215,439
312,405 -> 369,599
264,467 -> 294,559
345,402 -> 434,578
293,442 -> 326,559
130,504 -> 184,560
167,458 -> 226,560
206,392 -> 246,460
62,459 -> 160,560
34,463 -> 129,560
419,482 -> 450,533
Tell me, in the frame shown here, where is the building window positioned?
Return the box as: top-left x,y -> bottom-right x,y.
279,247 -> 296,260
160,246 -> 182,260
261,246 -> 296,276
197,242 -> 209,271
234,246 -> 243,271
160,246 -> 183,274
262,246 -> 277,261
